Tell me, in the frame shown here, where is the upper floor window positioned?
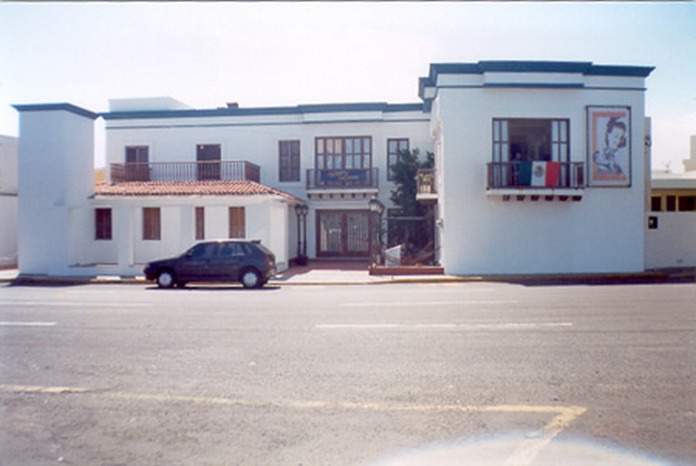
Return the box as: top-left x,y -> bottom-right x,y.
95,208 -> 112,240
315,137 -> 372,170
387,139 -> 409,181
279,140 -> 301,182
489,119 -> 582,189
197,144 -> 221,180
493,119 -> 569,163
125,146 -> 149,181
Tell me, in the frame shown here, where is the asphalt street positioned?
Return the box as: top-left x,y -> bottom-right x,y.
0,281 -> 694,465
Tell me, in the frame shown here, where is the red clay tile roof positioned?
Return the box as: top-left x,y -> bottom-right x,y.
94,180 -> 303,202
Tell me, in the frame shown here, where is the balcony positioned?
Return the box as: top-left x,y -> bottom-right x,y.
110,161 -> 261,183
306,168 -> 379,191
416,169 -> 437,203
487,161 -> 585,199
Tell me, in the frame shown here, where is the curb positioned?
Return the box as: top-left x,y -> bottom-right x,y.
3,270 -> 693,286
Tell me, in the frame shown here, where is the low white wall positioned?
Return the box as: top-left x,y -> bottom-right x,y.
0,196 -> 17,267
645,213 -> 696,269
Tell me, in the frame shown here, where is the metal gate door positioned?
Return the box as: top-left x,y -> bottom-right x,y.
317,210 -> 370,257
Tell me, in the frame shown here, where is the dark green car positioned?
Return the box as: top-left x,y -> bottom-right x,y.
144,240 -> 276,289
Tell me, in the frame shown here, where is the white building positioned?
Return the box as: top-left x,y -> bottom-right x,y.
13,60 -> 656,277
0,134 -> 18,267
647,135 -> 696,269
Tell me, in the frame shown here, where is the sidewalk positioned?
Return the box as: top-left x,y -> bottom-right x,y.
1,263 -> 694,286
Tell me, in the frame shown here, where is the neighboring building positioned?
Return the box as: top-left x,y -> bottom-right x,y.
647,136 -> 696,269
14,60 -> 656,277
0,134 -> 18,267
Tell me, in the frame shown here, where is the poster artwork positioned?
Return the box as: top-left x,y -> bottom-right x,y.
588,106 -> 631,187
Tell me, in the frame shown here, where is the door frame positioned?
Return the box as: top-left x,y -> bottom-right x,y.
315,209 -> 371,258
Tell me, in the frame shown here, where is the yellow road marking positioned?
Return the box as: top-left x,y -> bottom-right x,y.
0,384 -> 586,466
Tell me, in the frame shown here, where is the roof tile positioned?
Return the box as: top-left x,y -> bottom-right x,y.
95,180 -> 303,202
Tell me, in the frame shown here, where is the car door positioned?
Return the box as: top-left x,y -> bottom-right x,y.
177,243 -> 217,282
213,242 -> 244,281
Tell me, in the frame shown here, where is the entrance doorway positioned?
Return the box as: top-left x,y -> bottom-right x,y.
316,210 -> 370,258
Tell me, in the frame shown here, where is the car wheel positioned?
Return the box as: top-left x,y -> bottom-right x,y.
156,269 -> 177,289
240,268 -> 262,289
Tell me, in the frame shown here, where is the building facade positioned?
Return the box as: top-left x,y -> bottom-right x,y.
0,134 -> 18,268
14,61 -> 655,277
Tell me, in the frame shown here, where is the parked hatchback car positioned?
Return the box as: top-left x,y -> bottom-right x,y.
144,240 -> 276,289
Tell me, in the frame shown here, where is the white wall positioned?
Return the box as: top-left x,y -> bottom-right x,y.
0,135 -> 18,267
645,213 -> 696,268
87,196 -> 294,276
435,83 -> 648,275
16,107 -> 96,276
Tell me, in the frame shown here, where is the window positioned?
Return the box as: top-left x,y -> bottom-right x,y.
95,208 -> 112,240
666,195 -> 677,212
279,140 -> 301,182
678,196 -> 696,212
651,196 -> 662,212
490,119 -> 575,189
315,137 -> 372,170
125,146 -> 149,181
143,207 -> 161,240
195,207 -> 205,240
197,144 -> 221,180
229,207 -> 246,239
387,139 -> 409,181
493,119 -> 569,163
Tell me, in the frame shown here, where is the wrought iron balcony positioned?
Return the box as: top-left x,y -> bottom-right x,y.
487,161 -> 585,190
416,169 -> 437,203
110,161 -> 261,183
306,168 -> 379,190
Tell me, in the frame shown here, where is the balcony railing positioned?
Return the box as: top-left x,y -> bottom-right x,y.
306,168 -> 379,190
416,169 -> 437,195
110,161 -> 261,183
487,161 -> 584,190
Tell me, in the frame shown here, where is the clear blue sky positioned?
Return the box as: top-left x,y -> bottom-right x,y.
1,2 -> 694,170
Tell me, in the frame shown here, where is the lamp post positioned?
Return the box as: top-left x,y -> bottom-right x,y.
368,197 -> 385,266
295,203 -> 309,266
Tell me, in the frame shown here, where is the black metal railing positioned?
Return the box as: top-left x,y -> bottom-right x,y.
487,161 -> 584,189
110,161 -> 261,183
306,168 -> 379,190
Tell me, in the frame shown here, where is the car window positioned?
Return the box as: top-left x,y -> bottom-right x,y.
188,243 -> 217,259
218,242 -> 245,258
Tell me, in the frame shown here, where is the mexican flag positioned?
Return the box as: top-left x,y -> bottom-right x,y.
518,161 -> 560,187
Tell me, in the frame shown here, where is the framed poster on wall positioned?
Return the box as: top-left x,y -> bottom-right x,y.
587,106 -> 631,187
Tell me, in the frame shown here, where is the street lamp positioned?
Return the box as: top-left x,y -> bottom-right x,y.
368,197 -> 385,266
295,203 -> 309,266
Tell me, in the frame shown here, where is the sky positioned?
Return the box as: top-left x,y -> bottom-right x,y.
1,2 -> 695,171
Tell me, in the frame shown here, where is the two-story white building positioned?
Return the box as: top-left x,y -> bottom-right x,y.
13,60 -> 655,277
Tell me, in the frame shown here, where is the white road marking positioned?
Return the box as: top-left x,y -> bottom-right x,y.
0,301 -> 152,308
340,300 -> 518,307
316,322 -> 572,330
0,321 -> 57,327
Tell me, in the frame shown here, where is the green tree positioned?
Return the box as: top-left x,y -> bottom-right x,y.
388,149 -> 435,255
